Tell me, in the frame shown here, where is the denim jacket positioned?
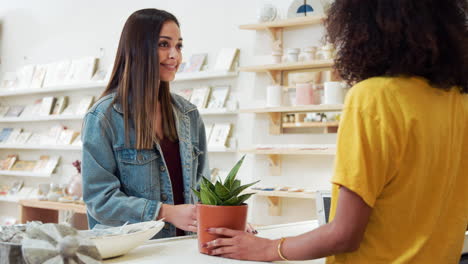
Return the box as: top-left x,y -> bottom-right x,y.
81,92 -> 209,238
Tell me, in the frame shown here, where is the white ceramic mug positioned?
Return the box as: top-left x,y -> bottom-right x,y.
286,48 -> 300,62
323,82 -> 345,104
266,85 -> 283,107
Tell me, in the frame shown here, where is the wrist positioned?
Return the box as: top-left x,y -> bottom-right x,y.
157,204 -> 173,221
267,239 -> 281,261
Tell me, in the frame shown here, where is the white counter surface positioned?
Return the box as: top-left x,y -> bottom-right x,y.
103,220 -> 324,264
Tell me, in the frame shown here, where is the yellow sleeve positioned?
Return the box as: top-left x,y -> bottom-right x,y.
331,105 -> 398,208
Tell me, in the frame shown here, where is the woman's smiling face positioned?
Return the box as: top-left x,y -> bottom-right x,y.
158,21 -> 183,82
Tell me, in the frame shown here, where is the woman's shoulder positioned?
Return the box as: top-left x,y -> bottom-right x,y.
88,93 -> 116,115
171,92 -> 198,114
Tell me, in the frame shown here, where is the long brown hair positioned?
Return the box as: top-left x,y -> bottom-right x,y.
325,0 -> 467,93
102,8 -> 179,149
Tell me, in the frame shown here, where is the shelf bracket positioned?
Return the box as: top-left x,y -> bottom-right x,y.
268,112 -> 282,135
266,70 -> 281,85
267,154 -> 281,176
266,196 -> 281,216
267,28 -> 283,52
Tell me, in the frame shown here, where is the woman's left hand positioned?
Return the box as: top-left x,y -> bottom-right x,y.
203,228 -> 278,261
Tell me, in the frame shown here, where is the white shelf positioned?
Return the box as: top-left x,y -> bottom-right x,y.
199,108 -> 238,115
0,170 -> 52,178
0,144 -> 82,150
174,71 -> 238,82
0,115 -> 84,123
0,82 -> 107,97
0,196 -> 20,203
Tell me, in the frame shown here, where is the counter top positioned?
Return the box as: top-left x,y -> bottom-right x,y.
104,220 -> 324,264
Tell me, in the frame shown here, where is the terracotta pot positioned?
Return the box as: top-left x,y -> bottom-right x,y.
197,203 -> 248,254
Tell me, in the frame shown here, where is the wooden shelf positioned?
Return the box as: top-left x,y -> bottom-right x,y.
240,60 -> 333,73
174,71 -> 238,82
199,108 -> 238,115
241,104 -> 343,114
19,199 -> 88,229
240,60 -> 334,84
0,144 -> 82,150
251,190 -> 315,199
248,189 -> 315,216
239,16 -> 325,31
0,170 -> 52,178
282,121 -> 339,128
19,199 -> 86,214
207,147 -> 237,153
0,82 -> 106,97
0,115 -> 84,123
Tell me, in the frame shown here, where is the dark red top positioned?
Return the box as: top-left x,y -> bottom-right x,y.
159,137 -> 185,236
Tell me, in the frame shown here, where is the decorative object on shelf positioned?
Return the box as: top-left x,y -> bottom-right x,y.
257,3 -> 278,22
300,46 -> 318,61
286,48 -> 301,62
190,86 -> 211,109
21,223 -> 102,263
5,105 -> 25,117
272,50 -> 283,64
323,81 -> 345,104
65,57 -> 98,84
295,83 -> 315,105
213,48 -> 239,71
207,85 -> 230,109
75,96 -> 95,116
208,123 -> 231,148
0,72 -> 17,90
16,65 -> 35,90
47,183 -> 65,202
193,155 -> 259,254
37,183 -> 50,201
39,96 -> 56,116
0,154 -> 18,170
184,53 -> 207,73
8,180 -> 24,195
173,88 -> 192,101
29,64 -> 48,89
51,96 -> 69,115
287,0 -> 324,18
66,160 -> 83,199
266,84 -> 283,107
316,43 -> 335,60
0,128 -> 14,143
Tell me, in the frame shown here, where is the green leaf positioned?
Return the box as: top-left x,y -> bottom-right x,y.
222,196 -> 239,206
230,180 -> 260,198
191,187 -> 201,201
224,155 -> 246,189
201,176 -> 216,192
236,193 -> 255,205
200,189 -> 216,205
231,179 -> 241,190
215,182 -> 231,200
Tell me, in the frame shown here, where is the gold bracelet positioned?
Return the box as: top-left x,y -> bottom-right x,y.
277,237 -> 289,261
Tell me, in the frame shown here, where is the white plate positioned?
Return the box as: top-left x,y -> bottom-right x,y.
90,220 -> 165,259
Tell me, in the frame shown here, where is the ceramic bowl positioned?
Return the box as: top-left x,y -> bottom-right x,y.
90,220 -> 164,259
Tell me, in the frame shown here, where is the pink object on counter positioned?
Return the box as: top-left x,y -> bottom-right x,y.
295,83 -> 315,105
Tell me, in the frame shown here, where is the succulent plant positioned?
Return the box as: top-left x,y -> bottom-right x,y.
192,155 -> 259,206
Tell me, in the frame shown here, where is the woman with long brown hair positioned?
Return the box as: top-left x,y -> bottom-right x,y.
81,8 -> 209,238
203,0 -> 468,262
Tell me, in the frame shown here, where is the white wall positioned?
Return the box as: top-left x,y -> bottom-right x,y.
0,0 -> 336,225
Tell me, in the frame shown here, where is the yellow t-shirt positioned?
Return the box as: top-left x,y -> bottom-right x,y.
326,77 -> 468,264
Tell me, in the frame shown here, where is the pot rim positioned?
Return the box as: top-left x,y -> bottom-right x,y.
196,203 -> 247,208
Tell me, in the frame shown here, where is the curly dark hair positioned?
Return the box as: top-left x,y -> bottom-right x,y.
325,0 -> 467,93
